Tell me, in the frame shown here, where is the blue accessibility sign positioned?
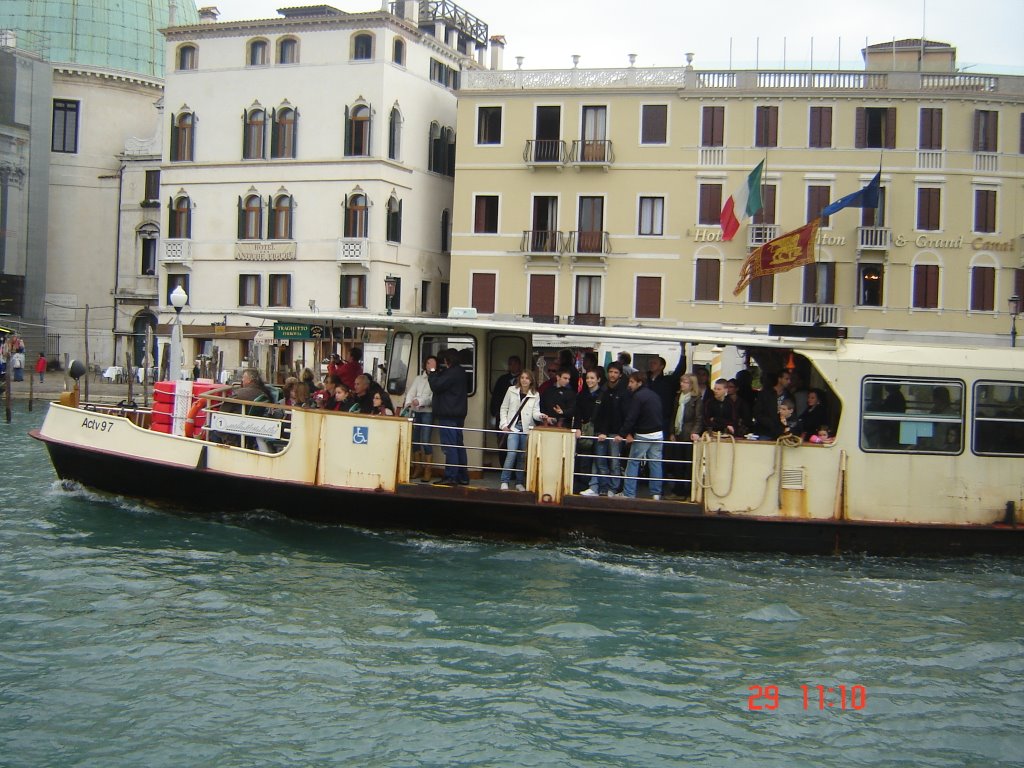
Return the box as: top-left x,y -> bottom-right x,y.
352,426 -> 369,445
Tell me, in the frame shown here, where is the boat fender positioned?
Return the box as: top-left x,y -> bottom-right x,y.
184,399 -> 208,439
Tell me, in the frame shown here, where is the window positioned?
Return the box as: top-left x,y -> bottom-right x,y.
52,100 -> 79,153
477,106 -> 502,145
471,273 -> 496,314
973,381 -> 1024,456
635,276 -> 661,318
577,197 -> 604,252
169,196 -> 191,238
386,196 -> 402,242
272,107 -> 297,159
919,107 -> 943,149
439,283 -> 449,315
747,274 -> 774,304
177,44 -> 197,71
861,377 -> 964,453
243,109 -> 266,159
698,184 -> 722,226
353,33 -> 373,60
268,274 -> 291,307
170,112 -> 194,162
429,58 -> 458,88
912,263 -> 940,309
857,263 -> 884,307
440,209 -> 451,252
855,107 -> 896,149
428,122 -> 454,173
754,105 -> 778,147
973,110 -> 998,152
239,194 -> 263,240
388,107 -> 401,160
530,196 -> 558,252
802,262 -> 836,305
340,275 -> 366,308
638,197 -> 664,236
580,106 -> 608,161
269,195 -> 293,240
974,189 -> 996,233
861,187 -> 887,227
694,258 -> 720,302
641,105 -> 667,144
344,194 -> 368,238
917,188 -> 941,231
166,274 -> 189,306
532,105 -> 562,162
701,106 -> 724,147
575,275 -> 601,316
970,266 -> 995,311
139,227 -> 158,275
278,38 -> 298,64
420,280 -> 430,313
238,274 -> 261,307
474,195 -> 498,233
529,274 -> 556,320
248,39 -> 268,66
144,170 -> 160,202
345,105 -> 371,156
809,106 -> 832,148
393,38 -> 405,65
807,186 -> 831,226
754,184 -> 776,225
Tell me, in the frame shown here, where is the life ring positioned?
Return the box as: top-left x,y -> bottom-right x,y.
184,398 -> 208,439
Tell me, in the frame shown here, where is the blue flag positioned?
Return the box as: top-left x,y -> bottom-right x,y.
822,172 -> 881,217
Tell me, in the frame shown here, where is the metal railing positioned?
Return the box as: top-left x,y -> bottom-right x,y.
520,229 -> 563,254
566,230 -> 610,255
570,139 -> 614,165
857,226 -> 892,250
571,434 -> 693,499
524,139 -> 567,164
748,224 -> 780,248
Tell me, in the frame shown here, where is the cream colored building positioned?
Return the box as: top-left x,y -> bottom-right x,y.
450,40 -> 1024,344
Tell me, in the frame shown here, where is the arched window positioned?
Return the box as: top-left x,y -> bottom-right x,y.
353,33 -> 373,60
239,194 -> 263,240
278,37 -> 298,64
346,104 -> 371,156
386,196 -> 402,243
272,107 -> 297,159
270,195 -> 293,240
392,38 -> 405,65
248,39 -> 269,66
138,223 -> 159,275
427,122 -> 442,173
444,127 -> 456,176
243,108 -> 265,159
388,107 -> 401,160
440,209 -> 451,253
170,112 -> 194,162
345,194 -> 368,238
169,196 -> 191,239
177,44 -> 197,71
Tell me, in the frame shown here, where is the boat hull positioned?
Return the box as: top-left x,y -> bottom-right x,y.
33,431 -> 1024,557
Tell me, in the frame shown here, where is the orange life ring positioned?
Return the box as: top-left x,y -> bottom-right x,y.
184,398 -> 208,439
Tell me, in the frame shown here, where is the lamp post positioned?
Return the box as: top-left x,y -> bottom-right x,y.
384,274 -> 397,316
169,285 -> 188,380
1010,294 -> 1021,348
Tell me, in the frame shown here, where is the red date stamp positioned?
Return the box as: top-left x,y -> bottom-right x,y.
748,684 -> 867,711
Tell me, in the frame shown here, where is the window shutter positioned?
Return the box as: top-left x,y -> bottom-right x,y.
802,264 -> 818,304
269,108 -> 278,158
366,107 -> 372,156
635,276 -> 661,318
237,196 -> 245,240
167,197 -> 174,236
292,108 -> 299,157
987,111 -> 998,152
240,110 -> 247,157
397,199 -> 403,242
266,196 -> 275,239
884,107 -> 896,149
238,277 -> 245,306
447,130 -> 456,176
185,201 -> 192,239
344,106 -> 351,155
170,115 -> 179,161
854,107 -> 866,149
973,110 -> 984,151
528,274 -> 555,317
471,274 -> 496,313
821,106 -> 832,147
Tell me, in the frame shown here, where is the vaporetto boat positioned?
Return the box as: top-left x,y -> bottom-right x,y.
31,313 -> 1024,556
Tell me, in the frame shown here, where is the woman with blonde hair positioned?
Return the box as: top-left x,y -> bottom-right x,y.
667,372 -> 703,498
497,369 -> 543,491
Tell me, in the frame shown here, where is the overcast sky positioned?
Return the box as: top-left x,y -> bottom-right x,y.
204,0 -> 1024,73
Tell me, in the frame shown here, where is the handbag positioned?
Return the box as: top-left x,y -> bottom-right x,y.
578,421 -> 596,451
499,393 -> 532,448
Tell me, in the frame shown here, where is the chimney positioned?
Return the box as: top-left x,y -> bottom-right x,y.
446,27 -> 458,49
393,0 -> 419,24
198,6 -> 220,24
489,35 -> 505,70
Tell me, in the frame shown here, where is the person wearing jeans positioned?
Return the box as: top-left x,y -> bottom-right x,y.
428,348 -> 469,485
615,372 -> 664,500
498,370 -> 542,491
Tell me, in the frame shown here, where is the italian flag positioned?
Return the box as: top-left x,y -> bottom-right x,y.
720,160 -> 765,241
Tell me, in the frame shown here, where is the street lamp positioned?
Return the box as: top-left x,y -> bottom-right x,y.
384,274 -> 397,316
169,285 -> 188,380
1009,294 -> 1021,348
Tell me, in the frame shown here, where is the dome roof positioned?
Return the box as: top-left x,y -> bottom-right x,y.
2,0 -> 200,78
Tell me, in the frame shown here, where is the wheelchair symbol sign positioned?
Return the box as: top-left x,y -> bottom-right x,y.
352,426 -> 369,445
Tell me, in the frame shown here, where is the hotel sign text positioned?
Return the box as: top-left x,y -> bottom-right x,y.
234,242 -> 297,261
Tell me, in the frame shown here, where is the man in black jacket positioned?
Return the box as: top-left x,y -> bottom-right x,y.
428,348 -> 469,484
589,362 -> 630,495
539,368 -> 576,427
614,372 -> 664,500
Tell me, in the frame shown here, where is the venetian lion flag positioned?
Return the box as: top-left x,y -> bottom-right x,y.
720,160 -> 765,241
733,218 -> 821,296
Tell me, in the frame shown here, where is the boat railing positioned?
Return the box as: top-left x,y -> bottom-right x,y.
571,433 -> 694,499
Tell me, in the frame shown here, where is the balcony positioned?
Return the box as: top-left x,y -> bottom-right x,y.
529,314 -> 560,324
700,147 -> 725,166
521,230 -> 563,259
747,224 -> 780,248
337,237 -> 368,266
791,304 -> 842,326
569,314 -> 605,326
917,150 -> 944,169
524,139 -> 567,166
974,152 -> 998,172
161,239 -> 192,265
567,230 -> 610,261
570,140 -> 613,168
858,226 -> 892,251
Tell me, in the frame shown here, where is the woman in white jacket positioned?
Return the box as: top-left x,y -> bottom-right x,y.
405,355 -> 436,479
498,370 -> 543,491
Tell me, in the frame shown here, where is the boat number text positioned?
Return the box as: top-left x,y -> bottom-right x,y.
81,417 -> 115,433
748,684 -> 867,711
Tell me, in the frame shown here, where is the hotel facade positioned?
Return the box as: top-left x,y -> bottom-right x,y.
450,41 -> 1024,344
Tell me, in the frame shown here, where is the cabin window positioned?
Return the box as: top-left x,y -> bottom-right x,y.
973,381 -> 1024,456
420,335 -> 476,396
860,376 -> 964,454
386,332 -> 413,395
488,335 -> 529,400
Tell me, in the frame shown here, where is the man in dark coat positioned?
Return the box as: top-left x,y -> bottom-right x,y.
428,348 -> 469,484
615,372 -> 664,500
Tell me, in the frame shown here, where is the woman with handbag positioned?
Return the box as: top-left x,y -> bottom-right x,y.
498,370 -> 543,491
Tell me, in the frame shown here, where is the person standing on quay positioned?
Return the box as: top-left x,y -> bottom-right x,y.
35,353 -> 47,383
429,348 -> 469,485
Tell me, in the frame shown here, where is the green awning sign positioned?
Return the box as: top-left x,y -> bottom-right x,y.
273,322 -> 325,340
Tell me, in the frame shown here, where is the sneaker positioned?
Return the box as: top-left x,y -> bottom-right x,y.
606,490 -> 618,497
580,488 -> 597,496
500,482 -> 509,491
652,494 -> 661,501
515,484 -> 526,492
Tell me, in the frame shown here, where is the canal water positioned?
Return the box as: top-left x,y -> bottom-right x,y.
2,409 -> 1022,767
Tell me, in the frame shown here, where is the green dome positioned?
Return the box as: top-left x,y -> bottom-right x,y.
2,0 -> 200,78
